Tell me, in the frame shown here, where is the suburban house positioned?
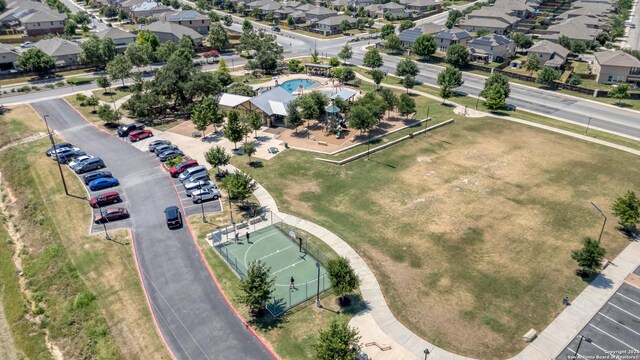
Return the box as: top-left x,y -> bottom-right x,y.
526,40 -> 570,69
592,50 -> 640,84
399,22 -> 444,47
19,10 -> 67,36
540,15 -> 602,43
0,0 -> 52,26
353,0 -> 375,8
0,43 -> 20,70
304,7 -> 337,22
119,0 -> 147,13
156,10 -> 210,35
258,1 -> 284,15
491,0 -> 537,18
245,0 -> 272,11
331,0 -> 350,9
380,2 -> 408,18
96,27 -> 136,51
34,37 -> 82,67
129,1 -> 171,21
467,34 -> 515,62
458,9 -> 519,35
402,0 -> 441,12
315,15 -> 356,35
140,21 -> 204,45
434,27 -> 472,52
274,7 -> 296,20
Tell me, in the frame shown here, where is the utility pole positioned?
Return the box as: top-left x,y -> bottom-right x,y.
43,115 -> 69,196
590,202 -> 607,242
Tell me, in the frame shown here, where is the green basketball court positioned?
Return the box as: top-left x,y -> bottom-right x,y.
212,225 -> 330,316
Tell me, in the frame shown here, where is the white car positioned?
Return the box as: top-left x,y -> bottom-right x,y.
184,180 -> 217,197
20,41 -> 33,48
68,155 -> 93,168
191,188 -> 221,203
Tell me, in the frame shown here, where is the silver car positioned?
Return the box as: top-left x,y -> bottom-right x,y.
184,180 -> 217,197
68,155 -> 94,168
191,188 -> 221,203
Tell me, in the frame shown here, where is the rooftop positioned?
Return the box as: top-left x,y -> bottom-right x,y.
527,40 -> 570,59
468,33 -> 513,47
141,21 -> 204,41
96,27 -> 136,40
35,37 -> 82,57
249,87 -> 295,116
595,51 -> 640,67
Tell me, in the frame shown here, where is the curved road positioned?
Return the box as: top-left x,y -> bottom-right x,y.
31,99 -> 272,360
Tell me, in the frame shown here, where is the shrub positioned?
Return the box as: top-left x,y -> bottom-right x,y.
21,85 -> 31,92
164,156 -> 183,168
55,81 -> 65,87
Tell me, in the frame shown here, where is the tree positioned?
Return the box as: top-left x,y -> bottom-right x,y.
97,75 -> 111,93
208,22 -> 230,50
437,66 -> 463,103
298,94 -> 320,123
136,29 -> 160,51
570,40 -> 587,54
314,319 -> 361,360
222,171 -> 257,202
154,41 -> 177,62
288,59 -> 303,73
246,111 -> 262,137
445,9 -> 462,29
445,44 -> 470,67
238,260 -> 275,316
611,190 -> 640,232
178,35 -> 196,58
363,48 -> 383,69
0,0 -> 6,12
310,48 -> 320,64
224,110 -> 245,149
97,104 -> 120,123
287,15 -> 294,26
125,43 -> 152,69
379,88 -> 397,116
536,66 -> 560,86
525,53 -> 540,74
123,91 -> 168,120
204,146 -> 230,173
285,101 -> 304,132
338,44 -> 352,64
106,54 -> 132,87
329,56 -> 341,67
223,14 -> 233,26
558,35 -> 571,50
401,75 -> 415,93
226,83 -> 257,97
348,105 -> 377,134
340,19 -> 352,33
85,95 -> 99,113
326,256 -> 360,305
481,73 -> 510,109
413,34 -> 436,59
243,141 -> 257,164
380,24 -> 395,39
242,19 -> 253,33
16,48 -> 55,78
64,19 -> 77,36
396,58 -> 419,78
571,237 -> 606,274
399,20 -> 414,33
79,35 -> 116,69
609,83 -> 630,104
369,69 -> 386,88
509,32 -> 533,50
397,93 -> 415,119
384,34 -> 402,53
191,97 -> 223,133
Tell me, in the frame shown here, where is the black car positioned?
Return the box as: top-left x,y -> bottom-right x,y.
117,123 -> 144,137
148,139 -> 172,152
164,206 -> 182,229
45,142 -> 73,157
54,149 -> 86,164
272,26 -> 280,32
83,171 -> 112,185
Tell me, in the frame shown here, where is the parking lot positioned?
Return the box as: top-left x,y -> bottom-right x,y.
557,274 -> 640,360
88,185 -> 133,235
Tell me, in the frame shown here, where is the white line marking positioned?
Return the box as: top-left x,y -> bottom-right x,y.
243,232 -> 280,268
564,347 -> 590,359
608,302 -> 640,321
615,292 -> 640,307
255,245 -> 294,262
599,312 -> 640,337
274,274 -> 328,287
272,259 -> 306,275
589,324 -> 639,351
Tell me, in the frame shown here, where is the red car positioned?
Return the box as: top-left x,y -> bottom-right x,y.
129,129 -> 153,142
89,191 -> 121,208
170,159 -> 199,177
94,207 -> 129,224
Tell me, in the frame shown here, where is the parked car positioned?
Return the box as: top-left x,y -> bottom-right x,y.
121,19 -> 131,24
178,165 -> 207,182
153,144 -> 178,156
83,171 -> 112,185
272,26 -> 280,32
164,206 -> 182,229
89,191 -> 121,208
106,23 -> 113,27
148,139 -> 171,152
20,41 -> 33,48
215,169 -> 229,180
50,147 -> 81,159
89,177 -> 119,191
184,180 -> 217,197
129,129 -> 153,142
191,188 -> 221,203
53,148 -> 86,164
74,158 -> 105,174
158,149 -> 184,162
170,159 -> 198,177
117,123 -> 144,137
185,171 -> 210,185
67,155 -> 94,169
94,207 -> 129,223
45,142 -> 73,157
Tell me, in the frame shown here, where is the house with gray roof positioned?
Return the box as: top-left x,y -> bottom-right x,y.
0,43 -> 20,70
527,40 -> 570,68
404,0 -> 441,12
19,9 -> 67,36
96,27 -> 136,50
304,6 -> 337,22
34,37 -> 82,66
593,50 -> 640,84
316,15 -> 357,35
274,6 -> 296,19
467,34 -> 514,62
399,22 -> 444,47
0,0 -> 51,25
458,8 -> 519,35
331,0 -> 351,9
140,21 -> 204,45
245,0 -> 272,10
258,1 -> 283,15
156,10 -> 210,35
491,0 -> 537,18
434,27 -> 472,52
539,15 -> 602,43
129,1 -> 171,21
120,0 -> 147,12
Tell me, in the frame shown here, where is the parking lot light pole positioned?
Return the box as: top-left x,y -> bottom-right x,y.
97,203 -> 111,241
590,202 -> 607,242
43,115 -> 69,196
575,335 -> 590,357
315,262 -> 321,308
424,348 -> 430,360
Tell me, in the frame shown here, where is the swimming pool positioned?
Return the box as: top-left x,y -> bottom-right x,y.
279,79 -> 320,94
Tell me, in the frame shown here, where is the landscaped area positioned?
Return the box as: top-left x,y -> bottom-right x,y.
233,116 -> 640,358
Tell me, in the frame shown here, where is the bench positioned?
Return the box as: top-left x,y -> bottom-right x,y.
192,131 -> 202,138
523,329 -> 537,342
236,222 -> 248,229
249,217 -> 263,225
318,141 -> 328,146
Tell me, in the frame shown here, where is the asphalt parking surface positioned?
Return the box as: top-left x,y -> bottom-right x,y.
32,99 -> 272,360
557,279 -> 640,360
171,177 -> 223,217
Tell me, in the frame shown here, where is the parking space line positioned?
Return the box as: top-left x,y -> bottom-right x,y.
564,347 -> 591,359
608,302 -> 640,321
599,312 -> 640,337
589,324 -> 639,351
616,292 -> 640,307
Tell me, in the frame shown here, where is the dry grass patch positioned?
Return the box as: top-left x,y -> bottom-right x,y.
233,116 -> 640,359
0,104 -> 46,147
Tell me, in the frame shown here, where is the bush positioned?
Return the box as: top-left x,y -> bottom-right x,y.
45,84 -> 54,89
76,93 -> 88,103
164,156 -> 183,168
66,77 -> 93,85
567,74 -> 582,86
55,81 -> 65,87
21,86 -> 31,93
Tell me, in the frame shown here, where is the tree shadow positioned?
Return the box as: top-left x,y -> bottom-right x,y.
339,294 -> 368,316
367,158 -> 396,169
249,161 -> 263,168
248,309 -> 289,332
615,102 -> 633,108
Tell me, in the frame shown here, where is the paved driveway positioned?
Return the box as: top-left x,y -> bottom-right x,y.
31,99 -> 272,360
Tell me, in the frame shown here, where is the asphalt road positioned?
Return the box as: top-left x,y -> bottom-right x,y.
31,99 -> 272,360
622,0 -> 640,50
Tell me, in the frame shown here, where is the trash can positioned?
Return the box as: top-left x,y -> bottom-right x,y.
284,142 -> 289,148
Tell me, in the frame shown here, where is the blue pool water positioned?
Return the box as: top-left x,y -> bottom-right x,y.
279,79 -> 320,93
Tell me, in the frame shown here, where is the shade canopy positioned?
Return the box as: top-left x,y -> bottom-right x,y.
325,104 -> 341,114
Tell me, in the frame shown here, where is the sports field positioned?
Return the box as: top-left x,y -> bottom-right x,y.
213,225 -> 330,316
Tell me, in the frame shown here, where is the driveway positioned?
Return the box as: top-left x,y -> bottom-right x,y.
31,99 -> 272,360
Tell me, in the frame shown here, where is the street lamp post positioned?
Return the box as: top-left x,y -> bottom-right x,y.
97,203 -> 111,241
367,130 -> 371,159
425,107 -> 431,138
43,115 -> 69,196
315,262 -> 321,308
575,335 -> 590,357
228,192 -> 234,225
423,348 -> 430,360
590,202 -> 607,242
584,117 -> 592,135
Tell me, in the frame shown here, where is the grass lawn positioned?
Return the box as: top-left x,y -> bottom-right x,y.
64,95 -> 102,123
233,116 -> 640,359
0,105 -> 47,148
0,109 -> 168,359
92,88 -> 131,103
